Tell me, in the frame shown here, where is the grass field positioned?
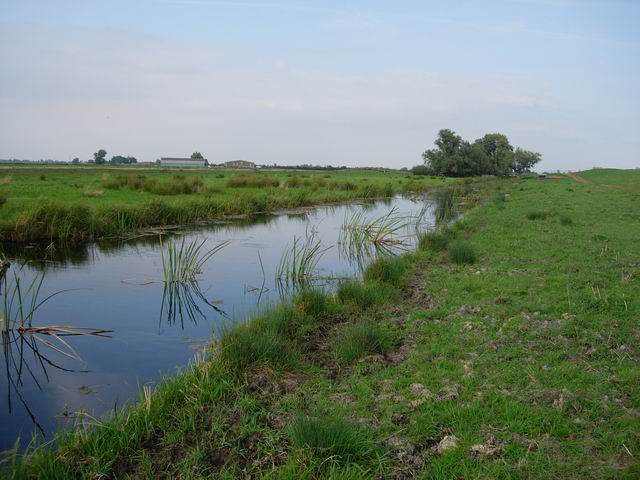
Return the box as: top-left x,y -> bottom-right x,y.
0,166 -> 458,243
4,169 -> 639,479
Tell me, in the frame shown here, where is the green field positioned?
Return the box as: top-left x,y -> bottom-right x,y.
5,169 -> 639,479
0,166 -> 458,243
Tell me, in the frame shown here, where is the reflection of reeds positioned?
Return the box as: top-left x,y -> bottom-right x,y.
276,229 -> 330,288
160,237 -> 229,284
160,279 -> 228,328
1,267 -> 111,436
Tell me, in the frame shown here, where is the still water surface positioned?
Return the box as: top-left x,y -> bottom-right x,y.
1,195 -> 442,449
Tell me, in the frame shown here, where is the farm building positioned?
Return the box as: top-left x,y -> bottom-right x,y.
160,157 -> 207,168
224,160 -> 255,169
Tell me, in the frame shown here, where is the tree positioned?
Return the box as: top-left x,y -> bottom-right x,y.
411,165 -> 431,176
191,152 -> 203,159
72,157 -> 80,164
513,148 -> 541,174
421,129 -> 541,177
473,134 -> 514,176
422,129 -> 468,177
94,149 -> 107,165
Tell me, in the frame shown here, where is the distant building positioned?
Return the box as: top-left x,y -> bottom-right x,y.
224,160 -> 255,169
160,157 -> 206,168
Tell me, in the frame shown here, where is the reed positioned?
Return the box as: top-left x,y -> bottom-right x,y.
275,230 -> 330,287
339,207 -> 413,268
160,237 -> 229,284
434,187 -> 462,225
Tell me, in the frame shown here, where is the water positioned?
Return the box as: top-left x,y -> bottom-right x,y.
0,195 -> 442,450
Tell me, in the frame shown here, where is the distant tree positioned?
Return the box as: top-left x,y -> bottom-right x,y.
422,129 -> 468,177
94,149 -> 107,165
72,157 -> 80,164
473,133 -> 514,176
421,130 -> 540,177
191,152 -> 204,159
411,165 -> 431,176
513,148 -> 541,174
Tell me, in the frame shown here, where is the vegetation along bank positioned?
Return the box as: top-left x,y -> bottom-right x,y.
0,167 -> 461,244
4,169 -> 638,478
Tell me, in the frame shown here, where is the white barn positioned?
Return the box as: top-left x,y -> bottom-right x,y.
160,157 -> 207,168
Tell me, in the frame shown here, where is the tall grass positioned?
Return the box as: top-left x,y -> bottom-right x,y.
289,415 -> 377,463
526,210 -> 549,220
226,175 -> 280,188
448,239 -> 477,264
336,280 -> 395,308
160,237 -> 229,284
418,230 -> 451,252
363,255 -> 410,288
103,174 -> 205,195
219,304 -> 304,370
334,321 -> 394,363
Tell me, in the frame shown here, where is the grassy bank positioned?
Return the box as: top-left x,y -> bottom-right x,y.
4,169 -> 639,479
0,166 -> 459,243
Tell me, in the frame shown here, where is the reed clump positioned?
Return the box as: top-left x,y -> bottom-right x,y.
161,237 -> 229,284
276,230 -> 330,288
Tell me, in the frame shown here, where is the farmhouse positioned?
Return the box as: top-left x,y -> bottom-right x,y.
160,157 -> 206,168
224,160 -> 255,169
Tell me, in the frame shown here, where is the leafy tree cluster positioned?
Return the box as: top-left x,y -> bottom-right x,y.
417,129 -> 541,177
93,149 -> 107,165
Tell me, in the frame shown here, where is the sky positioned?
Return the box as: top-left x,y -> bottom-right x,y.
0,0 -> 639,171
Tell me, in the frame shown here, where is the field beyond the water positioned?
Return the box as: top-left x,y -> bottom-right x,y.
0,166 -> 456,243
5,169 -> 639,479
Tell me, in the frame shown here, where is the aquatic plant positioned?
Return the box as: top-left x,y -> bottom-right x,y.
1,266 -> 111,435
1,269 -> 110,358
276,229 -> 331,288
434,187 -> 462,226
339,207 -> 414,268
160,237 -> 229,284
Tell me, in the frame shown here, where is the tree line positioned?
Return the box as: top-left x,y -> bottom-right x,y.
413,129 -> 541,177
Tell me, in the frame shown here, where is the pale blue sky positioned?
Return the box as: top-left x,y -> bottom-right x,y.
1,0 -> 638,170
